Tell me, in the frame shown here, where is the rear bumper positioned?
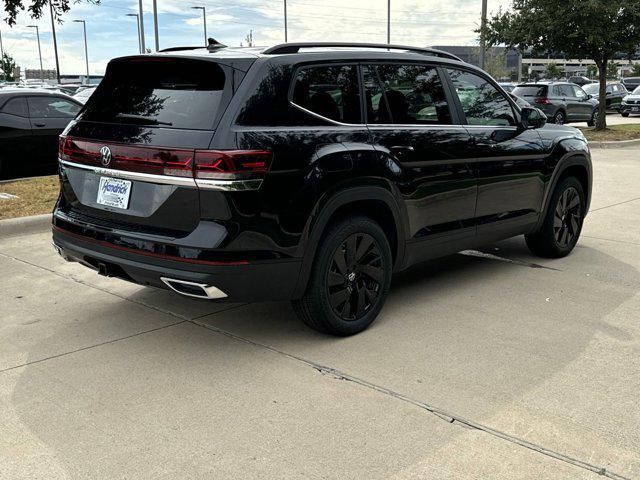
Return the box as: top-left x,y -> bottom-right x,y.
52,226 -> 302,303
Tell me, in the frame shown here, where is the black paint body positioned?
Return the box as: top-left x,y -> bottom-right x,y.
52,48 -> 592,302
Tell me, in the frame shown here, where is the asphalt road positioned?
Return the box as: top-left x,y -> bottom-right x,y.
0,148 -> 638,479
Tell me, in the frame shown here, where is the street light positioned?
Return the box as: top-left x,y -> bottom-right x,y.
126,13 -> 143,53
152,0 -> 159,51
27,25 -> 44,82
284,0 -> 287,42
73,20 -> 89,84
138,0 -> 146,53
191,6 -> 207,47
49,1 -> 61,84
387,0 -> 390,44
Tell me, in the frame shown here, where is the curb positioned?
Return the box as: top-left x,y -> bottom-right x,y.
0,214 -> 52,239
588,138 -> 640,149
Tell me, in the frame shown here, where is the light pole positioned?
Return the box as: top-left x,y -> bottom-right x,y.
479,0 -> 488,70
49,1 -> 61,83
27,25 -> 44,82
138,0 -> 146,53
387,0 -> 390,44
152,0 -> 159,51
191,6 -> 207,46
0,27 -> 4,59
126,13 -> 143,53
284,0 -> 287,42
73,20 -> 89,84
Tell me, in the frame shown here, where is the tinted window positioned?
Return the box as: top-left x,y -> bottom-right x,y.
447,69 -> 515,126
82,58 -> 226,130
512,85 -> 548,97
1,97 -> 28,117
363,64 -> 452,125
27,97 -> 80,118
292,65 -> 361,123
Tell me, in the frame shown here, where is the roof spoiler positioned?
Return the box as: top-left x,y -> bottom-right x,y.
158,38 -> 227,54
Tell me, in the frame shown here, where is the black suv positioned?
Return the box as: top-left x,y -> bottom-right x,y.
52,43 -> 592,336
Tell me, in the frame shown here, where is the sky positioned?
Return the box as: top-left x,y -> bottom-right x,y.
0,0 -> 512,76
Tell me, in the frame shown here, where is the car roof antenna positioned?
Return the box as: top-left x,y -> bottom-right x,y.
207,38 -> 227,51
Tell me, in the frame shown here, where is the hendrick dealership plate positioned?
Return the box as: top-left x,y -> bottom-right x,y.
96,177 -> 132,209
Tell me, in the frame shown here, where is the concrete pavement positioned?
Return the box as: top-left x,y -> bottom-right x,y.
0,148 -> 638,479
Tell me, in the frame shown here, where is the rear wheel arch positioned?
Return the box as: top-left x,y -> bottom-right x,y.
537,152 -> 591,231
292,186 -> 406,299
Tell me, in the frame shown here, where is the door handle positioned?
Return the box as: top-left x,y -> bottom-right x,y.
33,122 -> 46,127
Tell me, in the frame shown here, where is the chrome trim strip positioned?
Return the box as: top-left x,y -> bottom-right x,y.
59,159 -> 263,191
160,277 -> 228,300
195,178 -> 263,191
59,159 -> 197,187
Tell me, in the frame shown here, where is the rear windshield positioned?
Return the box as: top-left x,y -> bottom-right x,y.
81,58 -> 227,130
512,85 -> 548,97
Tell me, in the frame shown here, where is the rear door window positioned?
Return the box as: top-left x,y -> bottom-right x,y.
2,97 -> 28,117
291,64 -> 361,123
446,68 -> 515,126
81,58 -> 227,130
363,63 -> 452,125
513,85 -> 547,97
27,97 -> 80,118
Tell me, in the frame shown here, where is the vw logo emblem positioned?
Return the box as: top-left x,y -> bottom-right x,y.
100,146 -> 112,167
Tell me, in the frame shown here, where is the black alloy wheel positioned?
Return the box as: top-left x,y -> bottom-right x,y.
525,176 -> 585,258
554,111 -> 565,124
292,216 -> 392,336
553,186 -> 582,248
327,233 -> 383,321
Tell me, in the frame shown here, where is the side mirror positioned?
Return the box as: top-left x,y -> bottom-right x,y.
520,106 -> 547,129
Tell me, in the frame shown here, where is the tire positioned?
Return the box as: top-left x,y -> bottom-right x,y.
621,112 -> 629,118
553,110 -> 566,125
587,109 -> 599,127
525,177 -> 585,258
292,216 -> 392,336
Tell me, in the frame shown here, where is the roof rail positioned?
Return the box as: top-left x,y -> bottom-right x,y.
262,42 -> 463,61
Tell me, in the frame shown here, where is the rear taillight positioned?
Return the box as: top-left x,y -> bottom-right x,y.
193,150 -> 273,180
59,136 -> 194,177
59,137 -> 272,189
535,98 -> 552,105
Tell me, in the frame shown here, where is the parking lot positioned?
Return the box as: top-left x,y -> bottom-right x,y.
0,148 -> 638,479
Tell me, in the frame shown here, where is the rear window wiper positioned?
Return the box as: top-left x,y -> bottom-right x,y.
115,113 -> 173,126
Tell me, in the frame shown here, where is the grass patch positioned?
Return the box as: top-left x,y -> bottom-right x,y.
0,175 -> 59,221
579,124 -> 640,142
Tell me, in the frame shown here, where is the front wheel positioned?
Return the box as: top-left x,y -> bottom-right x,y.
587,109 -> 599,127
621,112 -> 630,118
292,216 -> 392,336
525,177 -> 585,258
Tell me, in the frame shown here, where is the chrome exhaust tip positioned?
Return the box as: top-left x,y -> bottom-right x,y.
160,277 -> 227,300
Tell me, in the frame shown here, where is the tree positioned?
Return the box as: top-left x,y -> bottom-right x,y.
586,65 -> 598,79
607,62 -> 619,78
545,62 -> 563,80
483,48 -> 509,80
632,63 -> 640,77
2,0 -> 99,26
481,0 -> 640,131
0,53 -> 17,82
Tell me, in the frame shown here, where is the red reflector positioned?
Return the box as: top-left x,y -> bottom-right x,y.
194,150 -> 273,179
535,98 -> 551,105
59,136 -> 194,177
